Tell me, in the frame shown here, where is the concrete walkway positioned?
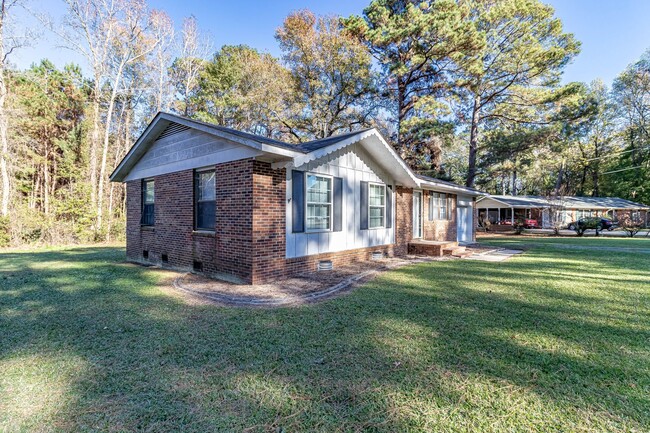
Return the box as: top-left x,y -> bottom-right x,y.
463,248 -> 524,262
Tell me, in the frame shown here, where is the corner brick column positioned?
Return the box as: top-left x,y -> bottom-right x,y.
395,186 -> 414,256
214,159 -> 254,282
126,180 -> 142,261
250,161 -> 287,284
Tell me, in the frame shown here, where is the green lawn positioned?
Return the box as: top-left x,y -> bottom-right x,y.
1,238 -> 649,432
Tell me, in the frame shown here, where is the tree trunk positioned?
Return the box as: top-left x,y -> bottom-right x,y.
579,166 -> 587,195
89,78 -> 102,212
396,77 -> 407,156
511,167 -> 517,196
466,95 -> 481,188
0,1 -> 9,217
0,82 -> 9,217
592,140 -> 600,196
97,61 -> 126,233
43,150 -> 50,215
554,161 -> 564,196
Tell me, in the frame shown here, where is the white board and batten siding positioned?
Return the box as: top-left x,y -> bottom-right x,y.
124,127 -> 262,182
286,143 -> 396,259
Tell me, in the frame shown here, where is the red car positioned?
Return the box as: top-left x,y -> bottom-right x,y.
524,219 -> 539,228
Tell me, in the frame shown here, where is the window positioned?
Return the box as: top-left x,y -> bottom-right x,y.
577,209 -> 593,219
306,174 -> 332,231
368,183 -> 386,228
195,169 -> 216,230
430,192 -> 450,220
141,179 -> 154,226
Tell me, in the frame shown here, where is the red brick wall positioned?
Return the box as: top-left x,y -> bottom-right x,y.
251,161 -> 287,284
126,162 -> 255,283
394,186 -> 413,255
286,245 -> 396,275
614,209 -> 648,226
214,160 -> 253,281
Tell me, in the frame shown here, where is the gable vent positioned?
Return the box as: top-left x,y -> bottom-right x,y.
156,122 -> 190,141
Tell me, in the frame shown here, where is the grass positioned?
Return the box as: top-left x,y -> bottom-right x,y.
1,237 -> 649,432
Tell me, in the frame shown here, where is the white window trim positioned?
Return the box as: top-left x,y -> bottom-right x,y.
413,190 -> 423,239
429,191 -> 450,221
368,182 -> 386,229
143,178 -> 155,204
194,168 -> 216,231
305,172 -> 333,233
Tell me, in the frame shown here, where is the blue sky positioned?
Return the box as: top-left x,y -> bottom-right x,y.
12,0 -> 650,86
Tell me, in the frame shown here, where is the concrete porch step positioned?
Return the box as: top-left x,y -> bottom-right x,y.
443,246 -> 466,256
408,240 -> 458,257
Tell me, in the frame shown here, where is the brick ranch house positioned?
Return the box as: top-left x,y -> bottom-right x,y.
477,195 -> 650,228
110,112 -> 483,284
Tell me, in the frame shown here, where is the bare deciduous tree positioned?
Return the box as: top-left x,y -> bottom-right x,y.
1,0 -> 32,218
170,15 -> 211,116
96,0 -> 163,232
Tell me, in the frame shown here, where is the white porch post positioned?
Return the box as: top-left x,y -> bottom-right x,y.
511,207 -> 514,225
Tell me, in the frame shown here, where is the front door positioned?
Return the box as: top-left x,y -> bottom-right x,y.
457,206 -> 472,244
413,191 -> 422,238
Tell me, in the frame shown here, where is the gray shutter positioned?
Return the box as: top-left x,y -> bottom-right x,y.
292,170 -> 305,233
385,185 -> 392,229
360,181 -> 368,230
428,193 -> 434,221
333,177 -> 343,232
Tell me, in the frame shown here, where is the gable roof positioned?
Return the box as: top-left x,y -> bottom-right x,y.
111,112 -> 482,196
295,129 -> 374,152
110,112 -> 302,182
477,195 -> 649,210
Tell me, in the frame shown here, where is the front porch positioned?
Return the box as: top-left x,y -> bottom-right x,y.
408,240 -> 472,258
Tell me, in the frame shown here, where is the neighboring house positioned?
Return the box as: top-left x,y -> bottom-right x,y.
477,195 -> 650,228
111,112 -> 482,284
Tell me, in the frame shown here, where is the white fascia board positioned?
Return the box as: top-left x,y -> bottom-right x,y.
419,180 -> 484,197
476,196 -> 515,207
292,129 -> 420,188
292,129 -> 375,168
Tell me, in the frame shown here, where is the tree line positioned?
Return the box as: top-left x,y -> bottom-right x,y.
0,0 -> 648,246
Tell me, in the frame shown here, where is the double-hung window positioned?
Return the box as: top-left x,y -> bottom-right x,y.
368,183 -> 386,228
306,174 -> 332,231
430,192 -> 449,220
141,179 -> 155,226
195,169 -> 216,230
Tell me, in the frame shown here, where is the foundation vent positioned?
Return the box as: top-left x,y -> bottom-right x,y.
193,261 -> 203,272
371,251 -> 384,260
161,253 -> 168,264
318,260 -> 333,271
142,250 -> 149,260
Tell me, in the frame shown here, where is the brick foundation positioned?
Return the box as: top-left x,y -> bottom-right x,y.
286,244 -> 396,276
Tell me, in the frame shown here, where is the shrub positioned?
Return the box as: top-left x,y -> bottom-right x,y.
0,216 -> 10,247
619,213 -> 644,237
513,218 -> 526,235
573,217 -> 601,237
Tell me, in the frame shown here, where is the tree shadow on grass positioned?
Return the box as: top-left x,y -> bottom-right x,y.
1,246 -> 649,432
